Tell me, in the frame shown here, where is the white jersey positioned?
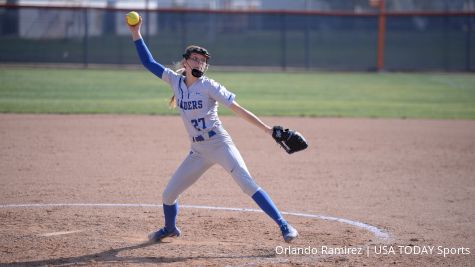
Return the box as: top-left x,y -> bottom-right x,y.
162,68 -> 235,139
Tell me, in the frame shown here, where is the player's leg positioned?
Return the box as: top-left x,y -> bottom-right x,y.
149,150 -> 213,242
251,189 -> 298,242
210,142 -> 298,242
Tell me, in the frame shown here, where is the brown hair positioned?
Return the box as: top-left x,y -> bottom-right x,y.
169,95 -> 177,108
168,61 -> 186,108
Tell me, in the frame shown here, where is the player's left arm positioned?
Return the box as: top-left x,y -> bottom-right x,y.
229,101 -> 272,136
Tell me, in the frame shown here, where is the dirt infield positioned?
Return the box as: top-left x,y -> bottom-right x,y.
1,114 -> 474,266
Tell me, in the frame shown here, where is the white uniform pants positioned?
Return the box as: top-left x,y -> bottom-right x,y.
162,130 -> 260,205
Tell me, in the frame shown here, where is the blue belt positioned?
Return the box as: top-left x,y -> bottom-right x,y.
192,130 -> 216,142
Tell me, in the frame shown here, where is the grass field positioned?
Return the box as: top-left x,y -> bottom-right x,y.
1,67 -> 475,119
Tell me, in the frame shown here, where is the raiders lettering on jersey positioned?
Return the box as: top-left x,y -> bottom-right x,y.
177,99 -> 203,110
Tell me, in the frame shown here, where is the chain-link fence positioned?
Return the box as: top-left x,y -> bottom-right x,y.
0,4 -> 474,71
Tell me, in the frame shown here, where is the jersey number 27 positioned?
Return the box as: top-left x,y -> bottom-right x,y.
191,118 -> 206,131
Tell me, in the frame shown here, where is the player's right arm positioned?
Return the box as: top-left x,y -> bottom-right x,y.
126,16 -> 165,79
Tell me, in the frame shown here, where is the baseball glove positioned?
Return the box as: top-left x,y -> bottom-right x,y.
272,126 -> 308,154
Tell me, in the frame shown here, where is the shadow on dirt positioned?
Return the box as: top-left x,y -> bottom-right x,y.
4,241 -> 277,266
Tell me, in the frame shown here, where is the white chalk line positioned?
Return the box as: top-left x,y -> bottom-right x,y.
0,203 -> 390,241
39,229 -> 85,237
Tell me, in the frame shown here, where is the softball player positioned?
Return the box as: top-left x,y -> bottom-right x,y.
127,17 -> 298,243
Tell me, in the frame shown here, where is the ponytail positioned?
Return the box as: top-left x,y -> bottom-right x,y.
168,95 -> 176,108
168,65 -> 186,108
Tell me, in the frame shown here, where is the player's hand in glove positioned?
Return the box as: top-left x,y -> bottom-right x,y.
272,126 -> 308,154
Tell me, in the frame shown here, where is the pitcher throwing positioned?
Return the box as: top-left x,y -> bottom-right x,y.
126,15 -> 307,243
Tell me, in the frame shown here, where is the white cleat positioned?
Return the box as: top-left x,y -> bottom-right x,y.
280,224 -> 299,243
148,227 -> 181,242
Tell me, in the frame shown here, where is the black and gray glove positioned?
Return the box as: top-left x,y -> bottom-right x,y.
272,126 -> 308,154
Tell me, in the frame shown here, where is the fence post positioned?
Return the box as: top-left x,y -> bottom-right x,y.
145,0 -> 150,41
466,15 -> 473,71
443,2 -> 449,71
2,0 -> 19,36
305,14 -> 310,70
281,13 -> 287,71
83,7 -> 89,68
376,0 -> 386,71
181,12 -> 187,51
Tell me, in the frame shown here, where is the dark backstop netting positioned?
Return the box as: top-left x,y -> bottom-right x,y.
385,15 -> 474,71
0,6 -> 473,71
1,8 -> 83,64
0,8 -> 136,65
151,12 -> 377,70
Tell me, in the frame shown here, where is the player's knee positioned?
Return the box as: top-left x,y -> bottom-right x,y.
230,166 -> 260,196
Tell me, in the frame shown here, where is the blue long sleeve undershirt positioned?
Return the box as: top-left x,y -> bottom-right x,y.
134,38 -> 165,79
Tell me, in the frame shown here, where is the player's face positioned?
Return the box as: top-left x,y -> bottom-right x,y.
186,53 -> 208,71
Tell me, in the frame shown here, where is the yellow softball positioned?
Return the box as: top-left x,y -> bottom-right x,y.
126,11 -> 140,26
